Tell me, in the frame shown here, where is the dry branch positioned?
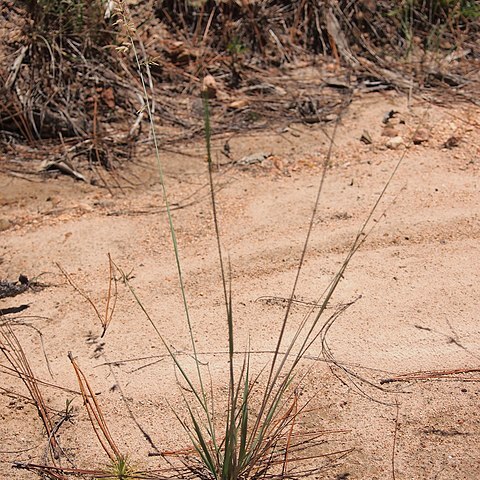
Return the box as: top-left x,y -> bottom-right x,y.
56,255 -> 117,337
380,367 -> 480,384
0,323 -> 61,463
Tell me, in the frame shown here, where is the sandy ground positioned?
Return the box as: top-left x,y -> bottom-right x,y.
1,92 -> 479,480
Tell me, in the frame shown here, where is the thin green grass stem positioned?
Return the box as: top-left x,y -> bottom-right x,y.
117,2 -> 219,451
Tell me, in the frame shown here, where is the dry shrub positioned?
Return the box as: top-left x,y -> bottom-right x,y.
154,1 -> 480,101
1,1 -> 134,141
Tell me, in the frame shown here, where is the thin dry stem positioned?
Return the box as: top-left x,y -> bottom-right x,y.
68,352 -> 121,462
0,323 -> 60,462
57,256 -> 117,337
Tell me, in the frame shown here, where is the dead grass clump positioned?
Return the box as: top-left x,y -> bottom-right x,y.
155,0 -> 342,75
155,0 -> 480,98
156,1 -> 480,61
0,0 -> 141,182
2,1 -> 110,138
3,0 -> 478,185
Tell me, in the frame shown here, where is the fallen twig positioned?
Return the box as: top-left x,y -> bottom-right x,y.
380,367 -> 480,384
56,255 -> 117,337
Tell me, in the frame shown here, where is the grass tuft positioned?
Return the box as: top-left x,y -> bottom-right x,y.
110,2 -> 413,479
105,454 -> 136,480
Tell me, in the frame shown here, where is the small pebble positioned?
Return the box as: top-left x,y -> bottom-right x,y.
386,136 -> 404,150
413,128 -> 430,144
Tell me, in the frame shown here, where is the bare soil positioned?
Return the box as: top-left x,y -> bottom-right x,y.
1,92 -> 479,480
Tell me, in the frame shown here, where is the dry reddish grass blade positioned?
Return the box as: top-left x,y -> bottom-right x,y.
0,322 -> 60,462
13,460 -> 176,479
12,352 -> 172,478
14,353 -> 141,479
67,352 -> 122,462
162,386 -> 350,480
13,462 -> 69,480
380,367 -> 480,384
57,254 -> 118,337
0,362 -> 78,395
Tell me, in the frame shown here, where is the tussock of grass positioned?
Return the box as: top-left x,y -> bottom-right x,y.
110,3 -> 408,479
110,2 -> 357,478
